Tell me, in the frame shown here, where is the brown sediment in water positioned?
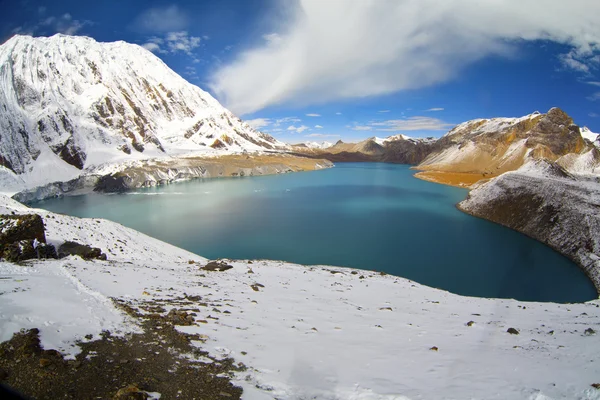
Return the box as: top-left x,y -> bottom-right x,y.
413,170 -> 494,188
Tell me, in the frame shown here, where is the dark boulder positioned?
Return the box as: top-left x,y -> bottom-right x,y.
58,241 -> 107,260
0,214 -> 46,244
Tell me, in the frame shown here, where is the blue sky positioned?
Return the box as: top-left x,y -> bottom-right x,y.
2,0 -> 600,143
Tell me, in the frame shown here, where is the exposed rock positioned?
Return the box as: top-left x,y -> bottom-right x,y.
0,214 -> 57,261
0,214 -> 46,244
113,384 -> 149,400
166,309 -> 195,326
202,261 -> 234,272
58,241 -> 107,261
507,328 -> 520,335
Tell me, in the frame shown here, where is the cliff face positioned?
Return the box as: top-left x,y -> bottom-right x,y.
458,159 -> 600,291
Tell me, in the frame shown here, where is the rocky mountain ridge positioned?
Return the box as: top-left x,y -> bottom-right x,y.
0,34 -> 289,193
296,108 -> 599,187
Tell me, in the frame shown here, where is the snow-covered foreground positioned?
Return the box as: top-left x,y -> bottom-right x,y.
1,195 -> 600,399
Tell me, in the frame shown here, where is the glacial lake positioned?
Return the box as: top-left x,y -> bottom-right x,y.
35,163 -> 597,303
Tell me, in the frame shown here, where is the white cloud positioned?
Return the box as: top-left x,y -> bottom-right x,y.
315,124 -> 323,128
142,31 -> 201,56
372,116 -> 453,131
378,110 -> 390,113
246,118 -> 272,129
142,42 -> 161,53
588,82 -> 600,87
35,13 -> 91,35
305,133 -> 340,138
287,125 -> 310,133
165,31 -> 201,54
210,0 -> 600,115
589,112 -> 599,117
263,33 -> 283,46
273,117 -> 302,127
306,113 -> 321,117
133,5 -> 189,33
588,92 -> 600,101
426,107 -> 444,112
352,126 -> 373,131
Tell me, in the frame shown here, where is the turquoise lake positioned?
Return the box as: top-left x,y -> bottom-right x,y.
35,163 -> 597,303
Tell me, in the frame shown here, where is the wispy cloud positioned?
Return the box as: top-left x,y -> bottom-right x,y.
306,113 -> 321,117
378,110 -> 391,113
305,133 -> 340,138
287,125 -> 310,133
272,117 -> 301,127
372,116 -> 453,131
132,5 -> 189,33
142,31 -> 201,56
587,92 -> 600,101
426,107 -> 445,112
589,112 -> 599,117
335,112 -> 342,115
351,116 -> 453,132
246,118 -> 272,129
315,125 -> 323,128
12,12 -> 92,36
210,1 -> 600,115
588,81 -> 600,87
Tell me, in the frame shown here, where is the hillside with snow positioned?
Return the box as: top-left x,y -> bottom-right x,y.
0,34 -> 288,193
1,194 -> 599,399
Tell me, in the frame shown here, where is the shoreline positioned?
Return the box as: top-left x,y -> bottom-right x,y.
412,167 -> 600,297
11,153 -> 334,203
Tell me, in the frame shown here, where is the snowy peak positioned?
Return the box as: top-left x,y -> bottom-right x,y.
581,126 -> 599,147
298,141 -> 334,150
0,34 -> 287,187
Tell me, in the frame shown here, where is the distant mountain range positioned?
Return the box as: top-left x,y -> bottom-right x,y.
293,108 -> 599,186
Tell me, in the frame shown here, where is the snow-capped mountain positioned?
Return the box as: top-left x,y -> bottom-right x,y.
418,108 -> 597,176
581,126 -> 599,147
0,34 -> 287,189
302,141 -> 334,149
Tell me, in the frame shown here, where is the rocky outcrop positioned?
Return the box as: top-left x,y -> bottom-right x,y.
58,241 -> 107,261
0,214 -> 57,261
458,160 -> 600,292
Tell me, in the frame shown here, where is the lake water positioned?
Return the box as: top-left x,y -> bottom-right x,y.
34,163 -> 597,303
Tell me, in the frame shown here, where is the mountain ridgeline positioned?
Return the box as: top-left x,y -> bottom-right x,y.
293,108 -> 599,187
